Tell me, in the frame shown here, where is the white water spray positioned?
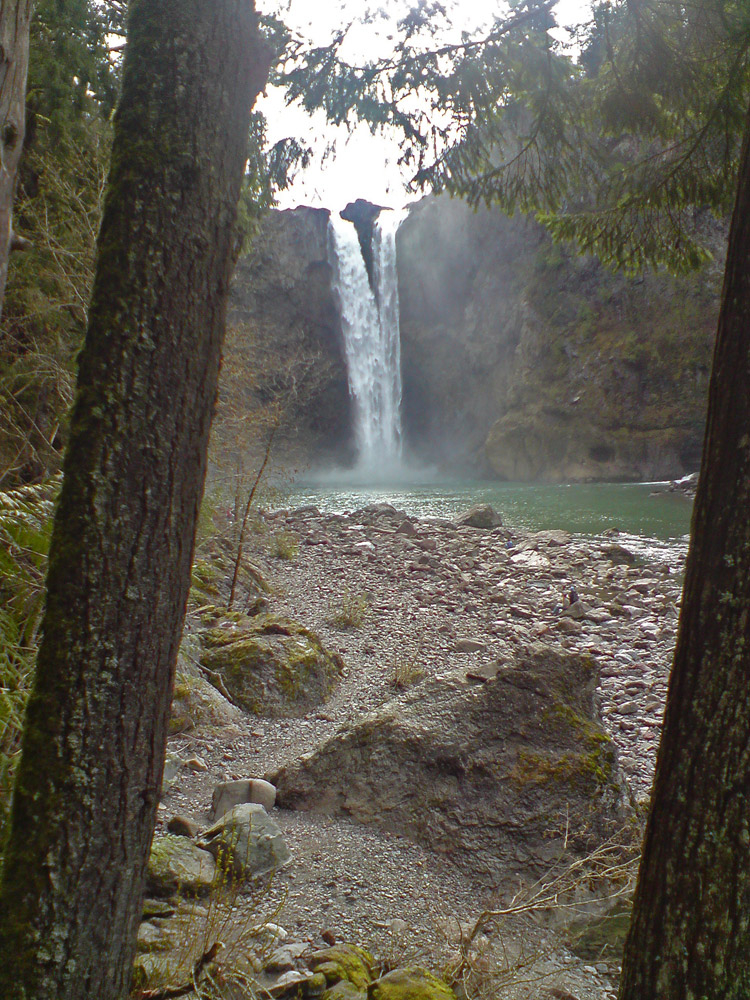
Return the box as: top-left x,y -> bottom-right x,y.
328,209 -> 407,477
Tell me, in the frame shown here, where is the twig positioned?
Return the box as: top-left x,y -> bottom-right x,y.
228,425 -> 277,610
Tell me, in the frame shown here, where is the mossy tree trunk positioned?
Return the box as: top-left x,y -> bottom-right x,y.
618,98 -> 750,1000
0,0 -> 33,319
0,2 -> 270,997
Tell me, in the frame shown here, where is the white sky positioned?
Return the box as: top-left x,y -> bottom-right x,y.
256,0 -> 595,212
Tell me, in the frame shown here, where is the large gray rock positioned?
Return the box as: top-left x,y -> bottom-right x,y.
198,803 -> 291,878
455,504 -> 503,530
269,647 -> 631,879
146,835 -> 217,897
211,777 -> 277,820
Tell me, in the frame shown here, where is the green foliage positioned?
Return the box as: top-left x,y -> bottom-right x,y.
391,651 -> 426,689
1,121 -> 111,486
131,858 -> 284,998
278,0 -> 750,273
0,478 -> 57,853
1,0 -> 119,487
269,530 -> 299,561
327,589 -> 369,629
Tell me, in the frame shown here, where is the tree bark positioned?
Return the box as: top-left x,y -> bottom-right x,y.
0,0 -> 33,318
0,2 -> 270,997
618,97 -> 750,1000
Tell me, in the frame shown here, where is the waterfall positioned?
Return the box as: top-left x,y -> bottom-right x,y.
328,209 -> 406,476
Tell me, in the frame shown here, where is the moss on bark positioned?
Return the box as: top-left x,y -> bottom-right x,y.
0,2 -> 270,997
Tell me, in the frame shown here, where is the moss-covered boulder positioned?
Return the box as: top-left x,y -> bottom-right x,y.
146,835 -> 216,898
323,981 -> 367,1000
200,613 -> 344,717
271,646 -> 632,881
197,803 -> 291,878
170,670 -> 244,733
368,969 -> 456,1000
308,944 -> 377,991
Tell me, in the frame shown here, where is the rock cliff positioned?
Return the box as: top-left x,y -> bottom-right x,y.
221,197 -> 721,481
217,206 -> 353,472
397,196 -> 721,481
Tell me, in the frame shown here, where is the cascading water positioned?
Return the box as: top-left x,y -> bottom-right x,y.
328,209 -> 407,477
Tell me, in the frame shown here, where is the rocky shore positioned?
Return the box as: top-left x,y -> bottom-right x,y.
151,502 -> 686,1000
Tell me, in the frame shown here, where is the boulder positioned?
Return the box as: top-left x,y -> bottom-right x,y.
270,648 -> 631,879
368,969 -> 456,1000
211,777 -> 277,819
308,944 -> 377,990
198,803 -> 291,878
170,670 -> 245,734
324,982 -> 367,1000
601,543 -> 638,566
454,504 -> 503,530
200,614 -> 344,717
146,835 -> 216,898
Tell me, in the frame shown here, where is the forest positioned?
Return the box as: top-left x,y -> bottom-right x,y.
0,1 -> 749,998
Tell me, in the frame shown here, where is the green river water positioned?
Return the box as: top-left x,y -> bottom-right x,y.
279,479 -> 693,560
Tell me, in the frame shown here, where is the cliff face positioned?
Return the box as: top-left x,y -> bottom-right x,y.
223,197 -> 720,482
216,207 -> 353,472
397,196 -> 720,481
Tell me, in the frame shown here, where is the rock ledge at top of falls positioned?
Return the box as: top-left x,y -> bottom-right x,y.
341,199 -> 388,288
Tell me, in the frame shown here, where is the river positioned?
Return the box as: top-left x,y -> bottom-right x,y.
275,478 -> 693,563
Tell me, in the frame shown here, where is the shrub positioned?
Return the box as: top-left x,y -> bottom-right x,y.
391,652 -> 426,689
0,478 -> 57,851
269,530 -> 299,561
327,589 -> 369,629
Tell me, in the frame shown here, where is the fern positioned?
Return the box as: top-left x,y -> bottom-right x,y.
0,477 -> 57,851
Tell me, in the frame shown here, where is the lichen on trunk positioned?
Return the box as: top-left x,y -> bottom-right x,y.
0,2 -> 270,997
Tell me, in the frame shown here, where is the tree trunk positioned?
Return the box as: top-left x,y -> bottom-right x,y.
0,2 -> 270,997
618,97 -> 750,1000
0,0 -> 33,318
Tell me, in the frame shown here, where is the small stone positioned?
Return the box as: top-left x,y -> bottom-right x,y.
616,700 -> 640,715
454,639 -> 487,653
562,602 -> 586,620
167,814 -> 202,839
142,899 -> 175,920
306,972 -> 329,996
185,756 -> 208,772
466,662 -> 502,683
510,550 -> 551,570
211,777 -> 277,819
269,971 -> 310,997
136,921 -> 173,954
323,982 -> 366,1000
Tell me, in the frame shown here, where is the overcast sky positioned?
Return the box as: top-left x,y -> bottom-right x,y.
257,0 -> 594,212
